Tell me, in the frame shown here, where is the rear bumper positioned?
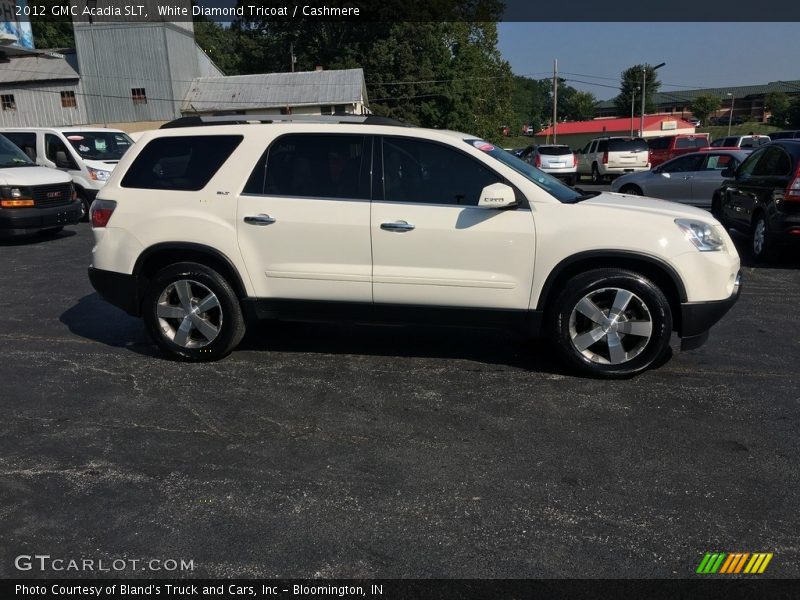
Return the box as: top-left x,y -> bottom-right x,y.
0,201 -> 81,237
88,267 -> 140,316
679,271 -> 741,350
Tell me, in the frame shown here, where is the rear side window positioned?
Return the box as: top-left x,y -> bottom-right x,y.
647,137 -> 671,150
702,154 -> 736,170
243,134 -> 370,199
608,139 -> 648,152
538,145 -> 571,156
121,135 -> 242,190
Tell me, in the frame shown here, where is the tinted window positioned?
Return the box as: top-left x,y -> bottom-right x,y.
2,132 -> 36,161
608,139 -> 648,152
752,147 -> 791,177
662,154 -> 703,173
538,145 -> 572,156
384,137 -> 501,206
675,137 -> 707,149
770,131 -> 799,140
647,137 -> 671,150
597,140 -> 608,152
121,135 -> 242,190
244,134 -> 369,199
737,148 -> 766,178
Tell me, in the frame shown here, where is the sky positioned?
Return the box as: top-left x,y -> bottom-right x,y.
497,23 -> 800,101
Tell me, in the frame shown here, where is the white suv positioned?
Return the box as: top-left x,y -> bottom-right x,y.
577,137 -> 650,183
88,115 -> 741,378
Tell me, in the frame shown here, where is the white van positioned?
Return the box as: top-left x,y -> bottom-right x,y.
0,127 -> 134,219
0,134 -> 79,238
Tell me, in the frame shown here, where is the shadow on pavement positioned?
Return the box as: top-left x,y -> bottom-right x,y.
0,228 -> 77,246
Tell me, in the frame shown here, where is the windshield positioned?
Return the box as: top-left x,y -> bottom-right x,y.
0,134 -> 35,167
467,139 -> 581,203
65,131 -> 134,161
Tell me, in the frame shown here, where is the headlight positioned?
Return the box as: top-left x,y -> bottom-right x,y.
675,218 -> 725,252
87,167 -> 111,182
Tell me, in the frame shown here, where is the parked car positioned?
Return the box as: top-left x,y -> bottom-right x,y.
769,130 -> 800,140
686,117 -> 701,127
87,114 -> 740,378
611,150 -> 751,208
709,135 -> 770,149
576,137 -> 650,183
0,127 -> 134,220
647,134 -> 710,167
714,140 -> 800,261
0,134 -> 80,238
526,144 -> 577,185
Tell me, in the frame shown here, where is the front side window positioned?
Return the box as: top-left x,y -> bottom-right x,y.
243,134 -> 369,200
736,148 -> 766,178
0,134 -> 34,167
121,135 -> 242,190
2,132 -> 37,161
647,137 -> 671,151
751,146 -> 791,177
45,134 -> 78,170
383,137 -> 501,206
661,154 -> 703,173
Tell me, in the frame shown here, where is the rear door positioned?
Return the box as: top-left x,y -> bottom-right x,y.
236,133 -> 373,302
370,136 -> 536,310
646,154 -> 703,202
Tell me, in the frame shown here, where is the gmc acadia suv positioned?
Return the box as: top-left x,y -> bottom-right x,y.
88,115 -> 741,378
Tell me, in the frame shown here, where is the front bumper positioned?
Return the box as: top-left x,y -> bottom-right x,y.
0,200 -> 82,237
88,267 -> 140,316
679,271 -> 741,350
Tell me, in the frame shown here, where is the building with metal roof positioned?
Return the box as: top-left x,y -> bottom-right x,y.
534,116 -> 697,149
181,68 -> 370,117
595,80 -> 800,122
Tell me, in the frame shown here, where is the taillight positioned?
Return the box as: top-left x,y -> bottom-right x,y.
602,151 -> 609,165
786,164 -> 800,201
572,153 -> 577,166
534,154 -> 541,167
90,199 -> 117,228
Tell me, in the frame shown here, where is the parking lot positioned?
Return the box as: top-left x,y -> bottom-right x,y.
1,223 -> 798,578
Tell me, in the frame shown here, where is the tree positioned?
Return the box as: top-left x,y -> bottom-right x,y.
28,0 -> 75,48
193,18 -> 245,75
765,91 -> 790,127
614,64 -> 662,117
690,94 -> 722,126
566,91 -> 596,121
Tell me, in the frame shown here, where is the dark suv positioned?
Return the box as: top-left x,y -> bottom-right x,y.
714,140 -> 800,261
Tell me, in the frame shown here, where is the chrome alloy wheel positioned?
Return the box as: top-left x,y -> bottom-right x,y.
753,218 -> 766,256
568,287 -> 653,365
156,279 -> 222,348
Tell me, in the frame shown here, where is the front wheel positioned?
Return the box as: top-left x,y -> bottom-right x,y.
78,192 -> 91,222
549,269 -> 673,378
751,214 -> 777,262
142,262 -> 245,361
619,184 -> 643,196
591,164 -> 602,184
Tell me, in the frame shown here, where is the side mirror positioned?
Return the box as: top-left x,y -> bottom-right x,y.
721,166 -> 735,178
478,182 -> 518,209
55,150 -> 72,169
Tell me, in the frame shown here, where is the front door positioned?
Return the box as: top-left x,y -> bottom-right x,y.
371,136 -> 536,310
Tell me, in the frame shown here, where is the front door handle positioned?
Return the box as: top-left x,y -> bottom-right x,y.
244,214 -> 276,226
381,220 -> 415,232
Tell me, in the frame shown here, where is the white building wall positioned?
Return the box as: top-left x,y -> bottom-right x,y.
0,81 -> 89,126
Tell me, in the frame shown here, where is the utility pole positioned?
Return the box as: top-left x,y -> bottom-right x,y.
290,43 -> 296,72
552,59 -> 558,144
640,62 -> 666,138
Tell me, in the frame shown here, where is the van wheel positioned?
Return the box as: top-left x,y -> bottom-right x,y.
142,262 -> 245,361
78,192 -> 91,222
549,269 -> 673,378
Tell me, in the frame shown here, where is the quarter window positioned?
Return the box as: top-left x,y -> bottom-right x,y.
121,135 -> 242,190
382,137 -> 501,206
243,134 -> 370,200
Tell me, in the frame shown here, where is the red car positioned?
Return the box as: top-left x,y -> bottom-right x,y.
647,134 -> 710,167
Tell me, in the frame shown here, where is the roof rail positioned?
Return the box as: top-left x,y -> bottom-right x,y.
160,114 -> 410,129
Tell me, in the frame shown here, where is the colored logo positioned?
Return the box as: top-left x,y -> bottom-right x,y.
696,552 -> 773,574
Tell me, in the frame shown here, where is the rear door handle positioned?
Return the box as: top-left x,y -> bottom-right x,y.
244,214 -> 276,226
380,220 -> 415,232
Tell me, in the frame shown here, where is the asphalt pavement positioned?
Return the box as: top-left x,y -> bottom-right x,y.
0,223 -> 798,579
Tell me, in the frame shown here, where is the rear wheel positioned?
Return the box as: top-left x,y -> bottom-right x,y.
591,163 -> 602,184
566,174 -> 577,187
752,213 -> 777,262
77,191 -> 91,222
142,262 -> 245,361
549,269 -> 673,378
619,184 -> 643,196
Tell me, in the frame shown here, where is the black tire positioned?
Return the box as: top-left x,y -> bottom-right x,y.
142,262 -> 245,361
548,269 -> 673,378
566,174 -> 577,187
619,184 -> 643,196
591,163 -> 602,184
77,191 -> 91,222
751,213 -> 777,262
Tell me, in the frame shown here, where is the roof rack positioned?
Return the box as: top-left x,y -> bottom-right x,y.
160,114 -> 410,129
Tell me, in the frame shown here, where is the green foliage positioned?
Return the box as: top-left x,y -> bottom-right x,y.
28,0 -> 74,49
765,91 -> 790,127
566,91 -> 597,121
193,17 -> 244,75
690,94 -> 722,126
614,64 -> 662,117
510,76 -> 550,134
789,96 -> 800,128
